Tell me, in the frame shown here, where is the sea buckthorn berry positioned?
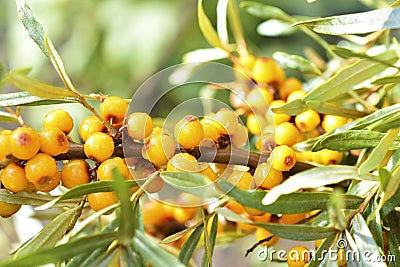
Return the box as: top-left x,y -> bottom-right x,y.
25,153 -> 59,192
172,206 -> 197,223
255,227 -> 279,246
84,132 -> 114,162
337,248 -> 347,267
287,246 -> 310,267
142,132 -> 176,167
246,113 -> 267,136
319,149 -> 343,165
234,54 -> 256,80
174,115 -> 203,150
61,160 -> 90,188
43,109 -> 74,135
254,163 -> 283,190
252,212 -> 272,223
126,112 -> 153,140
243,205 -> 264,216
270,100 -> 291,125
287,90 -> 306,103
199,164 -> 218,181
213,108 -> 239,135
279,77 -> 303,100
275,64 -> 286,86
275,122 -> 300,146
142,200 -> 170,226
167,153 -> 199,172
245,87 -> 273,114
252,57 -> 280,84
10,127 -> 41,160
280,213 -> 307,224
0,202 -> 21,218
231,123 -> 248,148
200,120 -> 219,142
0,134 -> 11,160
321,115 -> 348,133
1,163 -> 28,193
87,192 -> 118,213
295,109 -> 321,133
39,127 -> 69,156
79,116 -> 106,142
227,171 -> 255,191
272,145 -> 296,171
225,200 -> 245,214
100,96 -> 128,127
97,157 -> 130,181
255,132 -> 276,154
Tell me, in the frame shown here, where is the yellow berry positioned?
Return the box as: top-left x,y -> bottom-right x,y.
167,153 -> 199,172
126,112 -> 153,140
88,192 -> 118,213
100,96 -> 128,127
200,121 -> 219,142
0,134 -> 11,160
246,87 -> 273,114
25,153 -> 59,192
247,113 -> 267,136
79,116 -> 106,142
97,157 -> 130,181
233,54 -> 256,80
280,213 -> 307,224
275,122 -> 300,146
295,109 -> 321,133
227,171 -> 255,190
61,160 -> 90,188
279,77 -> 303,100
255,227 -> 279,246
287,90 -> 306,103
43,109 -> 74,135
319,149 -> 343,165
142,200 -> 170,225
0,202 -> 21,218
199,164 -> 218,181
252,57 -> 281,84
84,132 -> 114,162
9,127 -> 41,160
172,206 -> 197,223
254,163 -> 283,190
142,132 -> 176,167
213,109 -> 239,135
174,115 -> 204,150
1,163 -> 28,193
225,200 -> 245,214
231,123 -> 248,147
321,115 -> 348,133
39,127 -> 69,156
287,246 -> 310,267
270,100 -> 291,125
272,145 -> 296,171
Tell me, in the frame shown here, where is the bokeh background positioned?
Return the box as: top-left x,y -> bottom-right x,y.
0,0 -> 386,264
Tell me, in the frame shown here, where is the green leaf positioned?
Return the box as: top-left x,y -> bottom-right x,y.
273,51 -> 322,76
364,198 -> 383,248
306,100 -> 370,118
178,225 -> 204,265
382,165 -> 400,204
15,206 -> 80,257
0,232 -> 116,267
227,0 -> 247,55
307,233 -> 337,267
0,189 -> 77,207
328,190 -> 347,231
0,111 -> 18,123
293,7 -> 400,35
201,214 -> 218,267
160,228 -> 194,244
262,166 -> 377,205
372,75 -> 400,85
313,130 -> 400,151
133,230 -> 184,267
160,171 -> 221,198
333,46 -> 399,68
201,210 -> 212,267
0,91 -> 77,107
351,214 -> 386,267
257,19 -> 296,37
240,2 -> 291,21
37,180 -> 137,210
271,99 -> 308,116
16,0 -> 49,58
303,50 -> 398,102
219,181 -> 363,214
111,168 -> 134,245
387,147 -> 400,171
198,0 -> 224,49
351,103 -> 400,130
383,211 -> 400,265
216,0 -> 228,46
8,72 -> 76,99
359,129 -> 400,174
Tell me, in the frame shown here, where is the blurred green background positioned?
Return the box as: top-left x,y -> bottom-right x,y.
0,0 -> 389,261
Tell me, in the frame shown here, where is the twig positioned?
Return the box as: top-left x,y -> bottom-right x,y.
346,184 -> 379,225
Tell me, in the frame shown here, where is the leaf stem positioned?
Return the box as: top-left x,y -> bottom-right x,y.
346,184 -> 379,226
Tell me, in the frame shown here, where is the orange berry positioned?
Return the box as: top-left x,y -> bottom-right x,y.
61,160 -> 90,188
319,149 -> 343,165
227,171 -> 255,191
287,90 -> 306,103
126,112 -> 153,140
0,134 -> 11,160
1,163 -> 28,193
79,116 -> 106,142
0,202 -> 21,218
252,57 -> 280,84
270,100 -> 291,125
213,109 -> 239,135
100,96 -> 128,127
174,115 -> 204,150
295,109 -> 321,133
166,153 -> 199,172
25,153 -> 59,192
272,145 -> 296,171
84,132 -> 114,162
142,132 -> 176,167
43,109 -> 74,135
142,200 -> 170,226
200,121 -> 219,142
97,157 -> 130,181
39,127 -> 69,156
233,54 -> 256,80
280,213 -> 307,224
255,227 -> 279,246
321,115 -> 348,133
225,200 -> 244,214
246,87 -> 273,114
275,122 -> 300,146
172,206 -> 197,223
287,246 -> 310,267
88,192 -> 118,213
247,113 -> 267,136
279,77 -> 303,100
254,163 -> 283,190
231,123 -> 248,148
199,164 -> 218,181
9,127 -> 41,160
